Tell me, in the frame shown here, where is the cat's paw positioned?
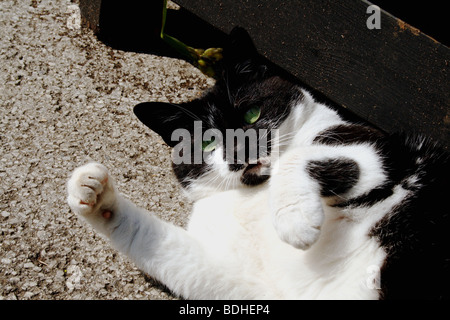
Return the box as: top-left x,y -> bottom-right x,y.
271,197 -> 324,250
67,162 -> 118,232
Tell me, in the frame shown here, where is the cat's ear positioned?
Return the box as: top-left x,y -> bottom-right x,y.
134,102 -> 197,147
227,27 -> 258,62
224,27 -> 268,80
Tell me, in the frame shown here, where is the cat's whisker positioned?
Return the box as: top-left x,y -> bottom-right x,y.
168,103 -> 202,122
224,72 -> 234,106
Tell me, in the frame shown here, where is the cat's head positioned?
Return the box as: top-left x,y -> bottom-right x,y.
134,27 -> 303,199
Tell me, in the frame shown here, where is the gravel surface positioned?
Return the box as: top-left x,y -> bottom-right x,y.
0,0 -> 214,299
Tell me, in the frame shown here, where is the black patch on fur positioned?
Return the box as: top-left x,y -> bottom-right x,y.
306,158 -> 359,197
240,162 -> 271,185
314,125 -> 413,208
313,124 -> 385,146
333,187 -> 395,208
240,170 -> 270,186
369,138 -> 450,299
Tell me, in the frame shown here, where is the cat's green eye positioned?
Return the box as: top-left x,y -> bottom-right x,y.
244,106 -> 261,124
202,139 -> 217,152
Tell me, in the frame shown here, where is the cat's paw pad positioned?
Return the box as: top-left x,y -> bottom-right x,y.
272,199 -> 324,250
67,162 -> 117,218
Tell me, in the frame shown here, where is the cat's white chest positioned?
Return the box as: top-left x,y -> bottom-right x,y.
186,185 -> 386,299
187,185 -> 272,261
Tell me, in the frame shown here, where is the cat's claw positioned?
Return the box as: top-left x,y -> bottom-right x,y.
271,198 -> 324,250
67,162 -> 118,222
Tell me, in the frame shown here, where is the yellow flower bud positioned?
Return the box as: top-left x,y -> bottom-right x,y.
197,59 -> 207,67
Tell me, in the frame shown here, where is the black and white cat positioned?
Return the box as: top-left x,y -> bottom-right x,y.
67,28 -> 449,299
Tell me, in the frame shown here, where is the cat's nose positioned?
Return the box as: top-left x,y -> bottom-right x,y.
228,163 -> 245,171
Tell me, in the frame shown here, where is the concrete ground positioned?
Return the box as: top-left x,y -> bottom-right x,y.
0,0 -> 214,299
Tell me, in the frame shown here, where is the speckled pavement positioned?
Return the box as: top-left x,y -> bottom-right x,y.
0,0 -> 214,299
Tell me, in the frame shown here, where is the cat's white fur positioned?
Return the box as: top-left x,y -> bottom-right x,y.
67,90 -> 403,299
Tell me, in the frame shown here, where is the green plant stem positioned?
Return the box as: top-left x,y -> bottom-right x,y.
161,0 -> 168,38
162,33 -> 198,62
159,0 -> 222,77
160,0 -> 197,62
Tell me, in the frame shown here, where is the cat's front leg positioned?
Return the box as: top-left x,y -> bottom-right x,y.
67,162 -> 267,299
270,149 -> 325,250
270,143 -> 382,250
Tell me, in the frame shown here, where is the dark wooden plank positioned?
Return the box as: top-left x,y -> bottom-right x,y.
174,0 -> 450,149
78,0 -> 102,34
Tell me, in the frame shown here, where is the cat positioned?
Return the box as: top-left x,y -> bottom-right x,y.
67,27 -> 450,299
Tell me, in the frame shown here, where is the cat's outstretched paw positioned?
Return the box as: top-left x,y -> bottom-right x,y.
271,197 -> 324,250
67,162 -> 119,233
